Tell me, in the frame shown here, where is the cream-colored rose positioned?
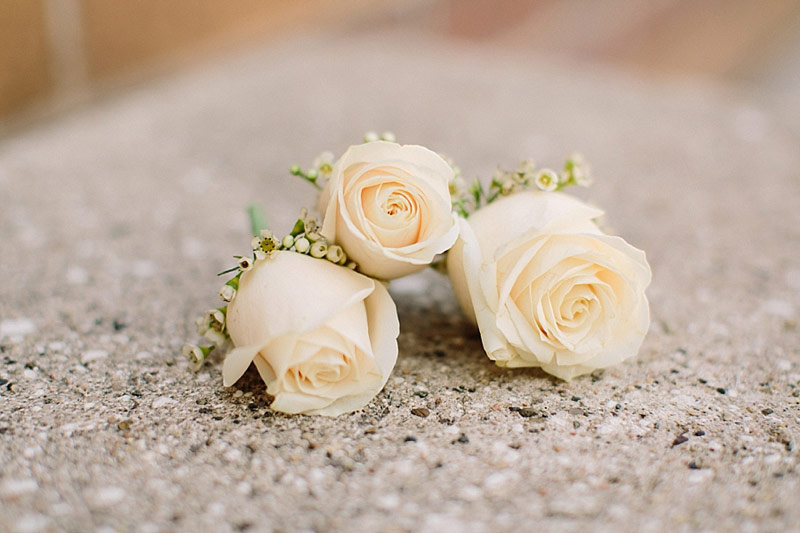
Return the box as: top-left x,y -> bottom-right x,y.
319,141 -> 459,280
447,191 -> 651,380
222,251 -> 399,416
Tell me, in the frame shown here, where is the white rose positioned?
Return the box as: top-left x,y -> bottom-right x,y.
222,251 -> 399,416
447,191 -> 651,380
319,141 -> 459,280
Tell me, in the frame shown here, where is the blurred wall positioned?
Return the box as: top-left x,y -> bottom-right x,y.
3,0 -> 799,126
0,0 -> 384,122
0,1 -> 51,118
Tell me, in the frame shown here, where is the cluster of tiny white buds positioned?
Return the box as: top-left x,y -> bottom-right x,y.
450,154 -> 593,217
187,304 -> 229,369
364,131 -> 396,143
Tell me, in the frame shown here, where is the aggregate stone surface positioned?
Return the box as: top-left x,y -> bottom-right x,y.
1,29 -> 799,533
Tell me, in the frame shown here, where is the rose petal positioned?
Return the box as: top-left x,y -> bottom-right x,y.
226,252 -> 374,347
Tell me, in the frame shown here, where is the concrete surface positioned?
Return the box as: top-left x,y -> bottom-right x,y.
1,29 -> 799,533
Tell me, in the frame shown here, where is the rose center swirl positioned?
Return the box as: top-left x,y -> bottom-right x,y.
360,181 -> 423,248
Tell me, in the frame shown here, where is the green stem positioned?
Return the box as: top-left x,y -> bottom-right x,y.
247,204 -> 268,236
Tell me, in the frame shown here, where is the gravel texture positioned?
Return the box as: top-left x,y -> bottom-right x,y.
1,30 -> 799,533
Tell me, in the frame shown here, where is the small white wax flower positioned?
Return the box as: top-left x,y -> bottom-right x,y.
573,165 -> 593,187
447,191 -> 651,380
218,283 -> 236,302
223,251 -> 399,416
318,141 -> 459,280
203,328 -> 227,347
534,169 -> 559,192
516,158 -> 536,176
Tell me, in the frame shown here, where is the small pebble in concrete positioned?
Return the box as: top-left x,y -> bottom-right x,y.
81,350 -> 109,363
86,486 -> 126,507
672,435 -> 689,447
411,407 -> 430,417
404,436 -> 417,442
1,478 -> 38,498
518,408 -> 538,418
152,396 -> 176,408
0,318 -> 36,339
454,433 -> 469,444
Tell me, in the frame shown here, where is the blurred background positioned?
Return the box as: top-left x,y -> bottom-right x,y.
2,0 -> 800,133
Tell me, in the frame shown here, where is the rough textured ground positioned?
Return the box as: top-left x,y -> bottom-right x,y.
1,30 -> 799,533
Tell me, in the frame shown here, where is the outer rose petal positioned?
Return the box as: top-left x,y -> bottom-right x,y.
319,141 -> 458,280
226,252 -> 373,348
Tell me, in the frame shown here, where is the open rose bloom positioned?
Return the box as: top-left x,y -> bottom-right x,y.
448,191 -> 651,380
319,141 -> 459,280
222,252 -> 399,416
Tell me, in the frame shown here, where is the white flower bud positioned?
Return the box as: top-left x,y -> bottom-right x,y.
282,235 -> 295,248
305,231 -> 322,242
363,131 -> 379,142
208,308 -> 225,329
182,344 -> 211,366
573,165 -> 593,187
195,315 -> 210,335
219,283 -> 236,302
237,256 -> 253,271
325,245 -> 345,264
204,328 -> 227,347
516,158 -> 536,176
313,151 -> 335,177
295,237 -> 310,253
380,131 -> 396,142
449,176 -> 466,196
310,241 -> 328,258
491,167 -> 507,183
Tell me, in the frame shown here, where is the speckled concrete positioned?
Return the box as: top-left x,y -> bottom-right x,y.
1,29 -> 799,533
